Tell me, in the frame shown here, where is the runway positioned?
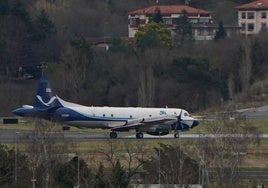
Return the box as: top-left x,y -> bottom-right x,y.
0,129 -> 267,143
238,105 -> 268,119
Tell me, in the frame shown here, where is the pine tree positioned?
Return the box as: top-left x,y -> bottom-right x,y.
214,20 -> 227,41
150,10 -> 163,23
33,9 -> 55,41
175,10 -> 193,44
110,160 -> 129,188
93,163 -> 106,188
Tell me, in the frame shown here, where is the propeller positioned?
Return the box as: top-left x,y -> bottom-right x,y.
174,110 -> 183,131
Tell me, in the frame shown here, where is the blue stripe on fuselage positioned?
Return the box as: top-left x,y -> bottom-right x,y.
55,107 -> 130,122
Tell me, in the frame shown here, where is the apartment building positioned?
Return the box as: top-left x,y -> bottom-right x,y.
236,0 -> 268,35
127,5 -> 214,40
127,5 -> 241,40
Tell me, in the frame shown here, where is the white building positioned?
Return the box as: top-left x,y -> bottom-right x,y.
236,0 -> 268,35
127,5 -> 213,40
127,5 -> 240,41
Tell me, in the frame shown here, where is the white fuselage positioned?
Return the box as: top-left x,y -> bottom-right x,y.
56,102 -> 194,129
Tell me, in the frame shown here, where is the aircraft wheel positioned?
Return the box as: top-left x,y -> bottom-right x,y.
110,132 -> 117,139
174,133 -> 179,138
136,132 -> 144,139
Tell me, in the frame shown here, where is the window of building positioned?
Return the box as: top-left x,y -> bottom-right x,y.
208,29 -> 214,35
247,12 -> 254,19
241,12 -> 246,19
261,23 -> 267,30
261,12 -> 267,19
163,18 -> 172,25
197,29 -> 205,36
199,18 -> 210,23
189,18 -> 198,24
241,23 -> 246,31
247,23 -> 254,31
129,18 -> 137,26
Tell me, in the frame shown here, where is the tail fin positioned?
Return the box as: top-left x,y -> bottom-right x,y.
34,77 -> 62,109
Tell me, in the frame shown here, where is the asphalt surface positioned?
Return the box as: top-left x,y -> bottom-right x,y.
0,129 -> 267,143
209,171 -> 268,180
237,105 -> 268,119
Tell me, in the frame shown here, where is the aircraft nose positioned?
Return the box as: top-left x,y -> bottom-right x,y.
192,120 -> 199,128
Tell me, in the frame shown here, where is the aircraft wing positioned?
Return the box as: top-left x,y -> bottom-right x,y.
142,115 -> 177,124
111,115 -> 178,131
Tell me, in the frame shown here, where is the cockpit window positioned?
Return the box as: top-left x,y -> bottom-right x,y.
184,112 -> 189,117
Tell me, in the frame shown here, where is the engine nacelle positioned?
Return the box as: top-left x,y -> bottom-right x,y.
171,122 -> 190,132
146,131 -> 169,136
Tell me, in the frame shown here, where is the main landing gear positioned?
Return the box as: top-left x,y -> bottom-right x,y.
110,131 -> 117,139
109,132 -> 144,139
136,132 -> 144,139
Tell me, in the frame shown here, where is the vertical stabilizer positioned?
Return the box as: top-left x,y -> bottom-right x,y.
34,77 -> 62,109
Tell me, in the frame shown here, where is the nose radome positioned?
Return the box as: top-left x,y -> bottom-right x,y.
192,120 -> 199,128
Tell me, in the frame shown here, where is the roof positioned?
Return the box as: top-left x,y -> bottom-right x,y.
236,0 -> 268,10
127,5 -> 211,16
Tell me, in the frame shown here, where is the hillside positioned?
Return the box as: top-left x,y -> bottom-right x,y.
0,0 -> 267,116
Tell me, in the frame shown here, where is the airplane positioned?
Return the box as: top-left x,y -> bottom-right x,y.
13,77 -> 199,139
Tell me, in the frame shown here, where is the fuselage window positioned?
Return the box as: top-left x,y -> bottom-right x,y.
149,115 -> 152,117
111,114 -> 114,117
130,115 -> 132,118
174,112 -> 177,115
103,114 -> 105,117
184,112 -> 189,117
93,113 -> 95,117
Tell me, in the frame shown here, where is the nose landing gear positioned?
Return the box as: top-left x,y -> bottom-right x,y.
174,132 -> 179,138
136,132 -> 144,139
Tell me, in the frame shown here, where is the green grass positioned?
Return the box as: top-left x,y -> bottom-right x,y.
0,122 -> 35,130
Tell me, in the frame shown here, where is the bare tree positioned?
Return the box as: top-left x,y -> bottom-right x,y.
121,141 -> 147,183
54,40 -> 92,102
198,119 -> 260,188
142,143 -> 199,185
228,73 -> 235,100
98,139 -> 148,185
138,66 -> 155,107
239,38 -> 252,92
26,119 -> 67,188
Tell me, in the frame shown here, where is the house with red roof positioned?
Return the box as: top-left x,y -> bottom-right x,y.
127,4 -> 239,41
236,0 -> 268,35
